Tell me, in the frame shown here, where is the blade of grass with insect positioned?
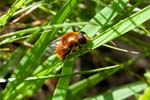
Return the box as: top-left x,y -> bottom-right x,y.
1,0 -> 150,100
0,0 -> 128,78
24,0 -> 129,99
31,0 -> 129,80
66,5 -> 150,60
0,0 -> 26,27
1,0 -> 78,99
83,81 -> 147,100
12,0 -> 130,97
0,0 -> 129,98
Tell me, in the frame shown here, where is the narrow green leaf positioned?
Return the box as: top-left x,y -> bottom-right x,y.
84,81 -> 147,100
0,0 -> 26,27
91,6 -> 150,50
139,87 -> 150,100
52,59 -> 74,100
82,0 -> 129,37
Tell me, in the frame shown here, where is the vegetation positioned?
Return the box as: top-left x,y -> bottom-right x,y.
0,0 -> 150,100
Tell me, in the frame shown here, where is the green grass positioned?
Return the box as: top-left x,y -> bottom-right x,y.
0,0 -> 150,100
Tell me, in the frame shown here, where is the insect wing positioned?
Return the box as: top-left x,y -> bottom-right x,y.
45,37 -> 60,57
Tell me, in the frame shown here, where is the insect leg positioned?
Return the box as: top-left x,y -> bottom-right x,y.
62,48 -> 72,61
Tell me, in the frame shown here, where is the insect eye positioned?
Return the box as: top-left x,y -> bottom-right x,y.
78,31 -> 87,44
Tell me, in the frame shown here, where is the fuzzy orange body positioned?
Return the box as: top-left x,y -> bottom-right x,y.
55,31 -> 89,60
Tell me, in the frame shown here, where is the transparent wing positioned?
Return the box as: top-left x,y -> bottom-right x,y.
45,37 -> 60,58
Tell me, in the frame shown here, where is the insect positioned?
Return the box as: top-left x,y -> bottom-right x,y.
51,31 -> 90,61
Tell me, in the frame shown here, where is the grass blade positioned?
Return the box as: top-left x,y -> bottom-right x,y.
84,81 -> 147,100
0,0 -> 26,27
52,59 -> 74,100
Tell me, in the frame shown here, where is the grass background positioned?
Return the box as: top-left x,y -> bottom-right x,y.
0,0 -> 150,100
